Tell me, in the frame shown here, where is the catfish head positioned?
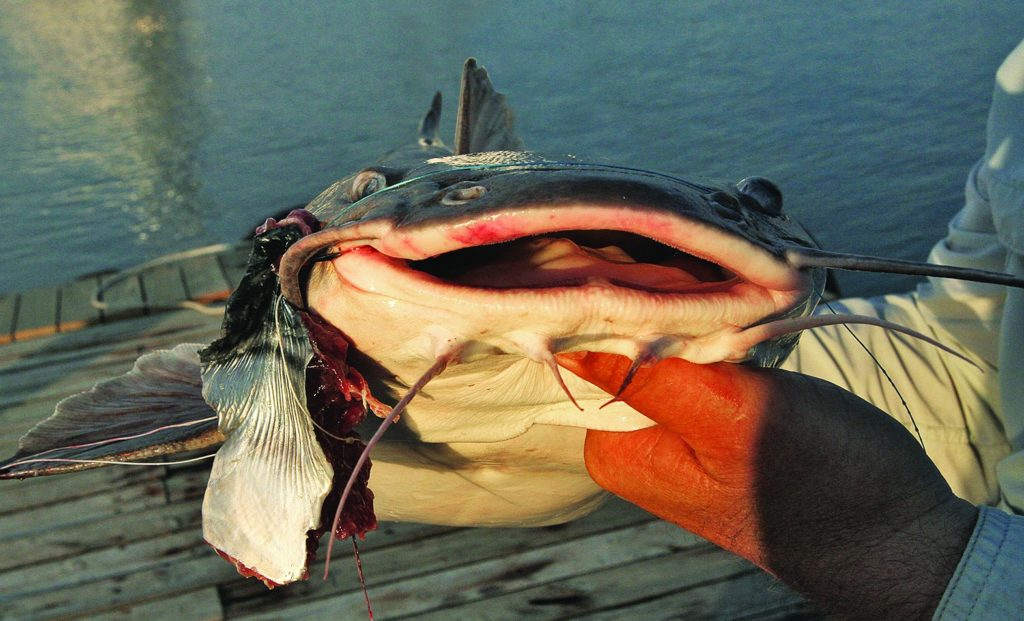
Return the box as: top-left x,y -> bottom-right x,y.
263,61 -> 836,573
4,59 -> 1019,589
282,159 -> 824,438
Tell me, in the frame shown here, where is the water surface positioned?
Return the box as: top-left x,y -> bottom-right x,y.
1,1 -> 1021,295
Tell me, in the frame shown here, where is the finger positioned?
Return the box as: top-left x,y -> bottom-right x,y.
585,425 -> 716,512
558,352 -> 766,452
584,424 -> 767,564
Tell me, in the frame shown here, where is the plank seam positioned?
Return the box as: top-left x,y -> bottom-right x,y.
54,286 -> 63,333
10,294 -> 20,341
138,274 -> 151,316
179,265 -> 193,300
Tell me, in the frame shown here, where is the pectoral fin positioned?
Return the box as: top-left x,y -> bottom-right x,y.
0,343 -> 221,479
200,298 -> 334,586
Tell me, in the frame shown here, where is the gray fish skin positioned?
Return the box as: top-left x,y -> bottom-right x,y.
316,157 -> 807,249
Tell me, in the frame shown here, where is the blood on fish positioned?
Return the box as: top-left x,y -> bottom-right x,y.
322,348 -> 460,578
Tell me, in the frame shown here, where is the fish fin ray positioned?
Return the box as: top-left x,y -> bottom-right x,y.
454,58 -> 524,155
201,299 -> 333,586
0,343 -> 221,479
418,91 -> 444,147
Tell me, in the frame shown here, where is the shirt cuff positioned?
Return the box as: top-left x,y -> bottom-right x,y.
933,506 -> 1024,620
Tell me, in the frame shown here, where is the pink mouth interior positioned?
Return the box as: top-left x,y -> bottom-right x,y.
407,231 -> 737,294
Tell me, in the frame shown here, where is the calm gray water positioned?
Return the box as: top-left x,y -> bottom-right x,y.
1,1 -> 1021,295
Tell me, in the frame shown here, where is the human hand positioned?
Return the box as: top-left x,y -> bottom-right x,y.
558,352 -> 977,620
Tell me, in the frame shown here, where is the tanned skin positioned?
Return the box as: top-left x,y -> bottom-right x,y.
559,353 -> 977,620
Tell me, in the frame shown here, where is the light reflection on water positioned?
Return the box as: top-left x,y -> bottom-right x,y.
0,2 -> 1021,294
0,0 -> 207,289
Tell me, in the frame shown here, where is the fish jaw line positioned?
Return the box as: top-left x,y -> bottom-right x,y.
309,202 -> 810,361
326,247 -> 791,354
374,203 -> 804,292
302,202 -> 812,443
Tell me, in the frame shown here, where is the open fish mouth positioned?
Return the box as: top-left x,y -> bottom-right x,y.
341,212 -> 797,287
271,161 -> 827,446
327,215 -> 802,323
284,185 -> 814,372
412,230 -> 738,292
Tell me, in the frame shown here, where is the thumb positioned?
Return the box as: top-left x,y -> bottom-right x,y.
558,352 -> 773,565
557,352 -> 767,456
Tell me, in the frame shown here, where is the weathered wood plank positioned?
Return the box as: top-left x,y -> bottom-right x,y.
0,306 -> 219,365
58,274 -> 103,333
22,503 -> 448,621
0,356 -> 163,426
163,463 -> 214,503
222,521 -> 460,613
0,478 -> 168,541
576,566 -> 820,621
0,243 -> 244,345
398,545 -> 743,620
0,459 -> 207,522
97,273 -> 146,322
222,499 -> 653,617
1,528 -> 212,596
0,314 -> 221,412
0,542 -> 238,621
0,398 -> 50,459
0,499 -> 203,572
180,254 -> 231,303
12,285 -> 58,341
0,467 -> 163,515
0,318 -> 219,393
82,586 -> 223,621
231,512 -> 679,621
0,456 -> 206,523
141,264 -> 190,312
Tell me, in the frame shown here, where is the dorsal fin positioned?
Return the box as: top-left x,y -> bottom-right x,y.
418,91 -> 444,147
453,58 -> 524,155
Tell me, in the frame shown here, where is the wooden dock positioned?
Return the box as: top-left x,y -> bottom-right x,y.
0,245 -> 822,620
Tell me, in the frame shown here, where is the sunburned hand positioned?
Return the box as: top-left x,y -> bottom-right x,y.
557,352 -> 978,620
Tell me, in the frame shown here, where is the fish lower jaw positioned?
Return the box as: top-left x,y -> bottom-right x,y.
383,355 -> 659,444
316,245 -> 805,362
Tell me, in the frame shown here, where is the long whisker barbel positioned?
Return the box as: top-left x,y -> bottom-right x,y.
785,247 -> 1024,289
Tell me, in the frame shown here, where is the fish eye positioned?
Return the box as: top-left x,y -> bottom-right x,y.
350,170 -> 388,201
737,177 -> 783,216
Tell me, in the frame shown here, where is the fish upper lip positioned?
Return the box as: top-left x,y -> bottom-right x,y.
289,203 -> 811,360
325,244 -> 789,327
283,201 -> 808,312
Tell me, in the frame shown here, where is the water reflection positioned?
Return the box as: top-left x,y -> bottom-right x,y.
0,0 -> 205,279
0,2 -> 1018,296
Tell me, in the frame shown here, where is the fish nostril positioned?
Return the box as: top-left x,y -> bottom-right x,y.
706,192 -> 744,222
441,185 -> 487,205
350,170 -> 387,201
